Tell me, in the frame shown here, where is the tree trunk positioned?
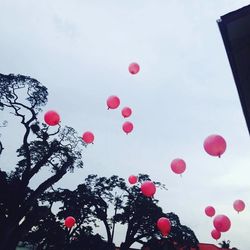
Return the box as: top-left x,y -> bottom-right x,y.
120,241 -> 133,250
0,224 -> 21,250
102,219 -> 112,244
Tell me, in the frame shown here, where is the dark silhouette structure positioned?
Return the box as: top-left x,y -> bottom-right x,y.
218,5 -> 250,135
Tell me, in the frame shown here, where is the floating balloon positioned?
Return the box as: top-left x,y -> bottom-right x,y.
122,107 -> 132,118
122,121 -> 134,134
205,206 -> 216,217
64,216 -> 76,228
157,217 -> 171,237
211,229 -> 221,240
128,175 -> 137,185
203,134 -> 226,158
170,158 -> 186,175
44,110 -> 60,126
233,199 -> 245,213
107,95 -> 120,109
213,214 -> 231,232
141,181 -> 156,197
128,62 -> 140,74
82,131 -> 94,144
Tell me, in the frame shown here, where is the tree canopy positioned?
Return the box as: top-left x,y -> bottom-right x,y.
0,73 -> 85,250
24,174 -> 198,250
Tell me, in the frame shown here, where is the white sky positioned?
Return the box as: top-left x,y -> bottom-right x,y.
1,0 -> 250,249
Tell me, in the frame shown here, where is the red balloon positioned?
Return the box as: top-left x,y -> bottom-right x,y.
170,158 -> 186,175
64,216 -> 76,228
203,135 -> 226,158
211,229 -> 221,240
157,217 -> 171,236
44,110 -> 60,126
128,175 -> 137,184
141,181 -> 156,197
233,199 -> 245,213
205,206 -> 216,217
122,107 -> 132,118
82,131 -> 94,144
122,121 -> 134,134
107,95 -> 120,109
128,63 -> 140,74
213,214 -> 231,232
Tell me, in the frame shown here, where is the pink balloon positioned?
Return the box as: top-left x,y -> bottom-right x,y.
141,181 -> 156,197
233,199 -> 245,213
82,131 -> 94,144
107,95 -> 120,109
122,107 -> 132,118
128,175 -> 137,185
157,217 -> 171,236
170,158 -> 186,175
213,214 -> 231,232
44,110 -> 60,126
211,229 -> 221,240
64,216 -> 76,228
203,134 -> 226,158
205,206 -> 216,217
128,62 -> 140,74
122,121 -> 134,134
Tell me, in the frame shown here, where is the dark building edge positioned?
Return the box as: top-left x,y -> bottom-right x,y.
217,5 -> 250,135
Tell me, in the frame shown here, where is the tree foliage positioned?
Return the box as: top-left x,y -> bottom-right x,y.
0,73 -> 85,250
26,174 -> 198,250
219,240 -> 231,249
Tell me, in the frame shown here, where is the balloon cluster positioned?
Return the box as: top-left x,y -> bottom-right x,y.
106,95 -> 134,135
105,62 -> 141,134
204,199 -> 246,241
44,110 -> 95,145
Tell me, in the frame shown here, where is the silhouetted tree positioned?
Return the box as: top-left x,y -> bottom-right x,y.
116,175 -> 198,250
0,120 -> 7,155
43,174 -> 125,247
0,73 -> 85,250
43,173 -> 197,250
219,240 -> 231,249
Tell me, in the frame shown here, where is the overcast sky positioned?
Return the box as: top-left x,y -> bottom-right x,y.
1,0 -> 250,249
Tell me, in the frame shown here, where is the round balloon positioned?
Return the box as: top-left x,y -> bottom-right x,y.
128,175 -> 137,185
122,121 -> 134,134
157,217 -> 171,236
213,214 -> 231,232
211,229 -> 221,240
122,107 -> 132,118
64,216 -> 76,228
203,134 -> 226,158
141,181 -> 156,197
205,206 -> 216,217
233,199 -> 245,213
107,95 -> 120,109
128,63 -> 140,74
44,110 -> 60,126
170,158 -> 186,175
82,131 -> 94,144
